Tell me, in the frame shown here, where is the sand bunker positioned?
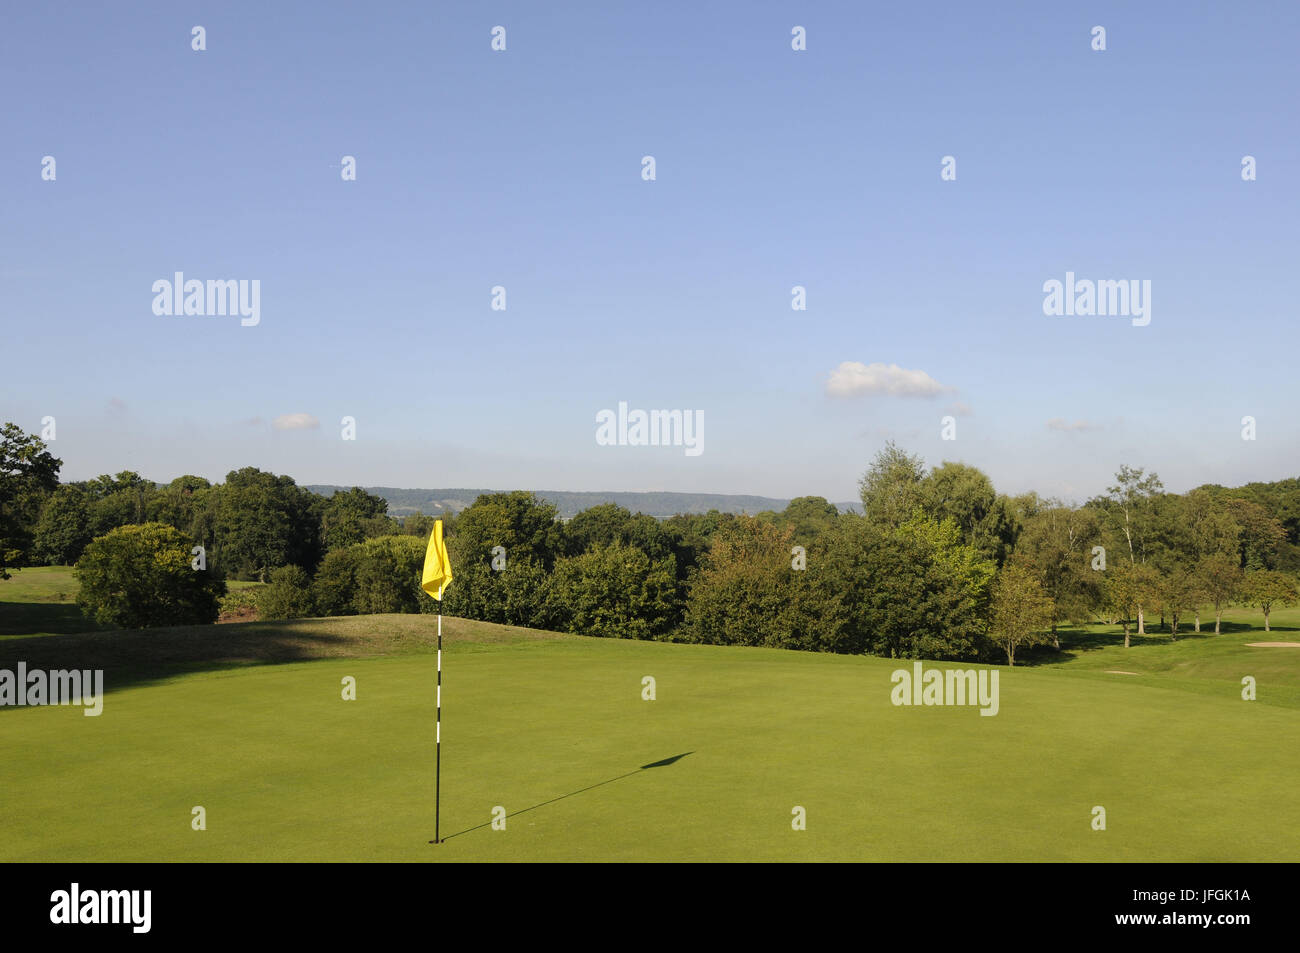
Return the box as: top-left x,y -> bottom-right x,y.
1105,670 -> 1141,675
1246,641 -> 1300,647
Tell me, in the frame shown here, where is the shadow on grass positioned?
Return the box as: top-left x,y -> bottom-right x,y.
1017,619 -> 1277,667
0,599 -> 103,638
434,752 -> 694,843
0,619 -> 368,710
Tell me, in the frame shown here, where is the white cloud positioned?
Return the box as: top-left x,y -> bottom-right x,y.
272,413 -> 320,431
826,362 -> 955,398
945,401 -> 973,417
1046,417 -> 1101,432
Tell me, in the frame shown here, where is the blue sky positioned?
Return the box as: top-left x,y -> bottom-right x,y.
3,1 -> 1297,504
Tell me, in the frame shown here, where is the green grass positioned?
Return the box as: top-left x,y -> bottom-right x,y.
0,566 -> 261,639
0,566 -> 98,638
2,569 -> 1298,861
1,611 -> 1298,861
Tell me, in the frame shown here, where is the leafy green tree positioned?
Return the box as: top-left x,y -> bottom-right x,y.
1196,553 -> 1242,634
258,565 -> 315,620
775,496 -> 841,545
1102,560 -> 1142,648
988,563 -> 1055,665
311,546 -> 362,616
565,503 -> 674,560
75,522 -> 226,628
146,475 -> 212,536
1096,465 -> 1164,633
1239,570 -> 1297,632
683,517 -> 814,649
351,536 -> 426,614
84,471 -> 154,538
402,512 -> 439,538
863,515 -> 995,660
320,487 -> 393,551
1225,499 -> 1285,570
921,462 -> 1020,566
452,491 -> 565,570
1150,566 -> 1200,639
550,542 -> 678,639
32,484 -> 93,564
209,468 -> 322,580
0,423 -> 62,577
1011,502 -> 1102,645
661,509 -> 737,578
858,442 -> 927,530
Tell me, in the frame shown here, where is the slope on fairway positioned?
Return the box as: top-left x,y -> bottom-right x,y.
2,615 -> 1297,862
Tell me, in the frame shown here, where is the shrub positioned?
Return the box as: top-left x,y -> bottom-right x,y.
258,565 -> 315,620
75,522 -> 226,628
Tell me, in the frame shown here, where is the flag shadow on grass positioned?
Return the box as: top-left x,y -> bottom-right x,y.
434,752 -> 693,843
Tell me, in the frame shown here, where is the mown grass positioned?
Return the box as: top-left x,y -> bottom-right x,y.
1,568 -> 1297,862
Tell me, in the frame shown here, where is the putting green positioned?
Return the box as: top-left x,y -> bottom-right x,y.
1,616 -> 1296,862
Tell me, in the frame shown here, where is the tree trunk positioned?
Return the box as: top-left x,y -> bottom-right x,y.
1215,609 -> 1222,634
1123,619 -> 1131,649
1194,611 -> 1201,633
1137,606 -> 1145,635
1264,608 -> 1271,632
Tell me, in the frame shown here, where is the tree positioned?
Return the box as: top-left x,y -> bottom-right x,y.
1151,567 -> 1199,639
209,468 -> 322,580
1103,465 -> 1165,566
32,484 -> 93,564
0,423 -> 62,578
147,475 -> 212,536
1012,502 -> 1102,646
565,503 -> 674,560
258,565 -> 315,620
988,563 -> 1055,665
351,536 -> 426,614
857,515 -> 995,661
683,517 -> 811,649
1102,561 -> 1142,648
1196,553 -> 1242,634
1239,570 -> 1297,633
320,487 -> 393,551
550,542 -> 678,640
452,491 -> 565,571
777,496 -> 841,545
75,522 -> 226,628
859,442 -> 927,530
311,546 -> 362,616
921,462 -> 1020,566
1225,499 -> 1285,570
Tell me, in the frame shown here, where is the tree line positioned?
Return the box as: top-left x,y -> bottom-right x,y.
2,422 -> 1297,663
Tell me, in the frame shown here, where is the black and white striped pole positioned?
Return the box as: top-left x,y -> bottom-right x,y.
435,584 -> 443,844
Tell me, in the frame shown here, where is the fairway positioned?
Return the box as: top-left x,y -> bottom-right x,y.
2,613 -> 1297,862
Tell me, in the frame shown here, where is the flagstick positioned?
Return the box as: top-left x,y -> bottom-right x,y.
435,584 -> 442,844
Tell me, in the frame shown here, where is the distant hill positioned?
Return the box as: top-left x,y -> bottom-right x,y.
304,485 -> 860,520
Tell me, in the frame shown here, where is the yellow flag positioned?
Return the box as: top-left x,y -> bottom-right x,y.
421,519 -> 453,600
